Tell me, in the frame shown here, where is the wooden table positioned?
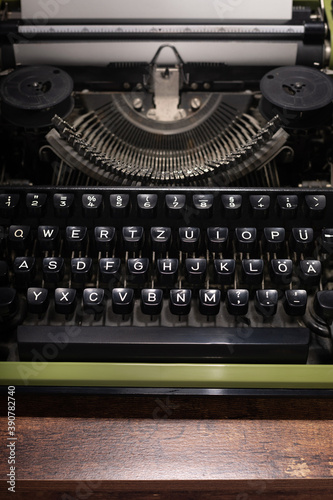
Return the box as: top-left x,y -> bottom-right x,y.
1,392 -> 333,499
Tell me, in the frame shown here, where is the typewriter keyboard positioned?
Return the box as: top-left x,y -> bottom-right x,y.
1,186 -> 333,367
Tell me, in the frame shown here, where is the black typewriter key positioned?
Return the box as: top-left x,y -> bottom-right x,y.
42,257 -> 64,283
37,226 -> 60,252
207,227 -> 228,253
255,289 -> 278,317
26,193 -> 47,217
150,227 -> 171,253
94,226 -> 116,253
263,227 -> 285,253
185,258 -> 206,284
99,258 -> 121,283
289,228 -> 314,254
320,228 -> 333,254
110,194 -> 130,217
82,194 -> 103,218
83,288 -> 105,314
54,288 -> 77,315
141,288 -> 163,315
137,194 -> 158,218
0,288 -> 17,317
214,259 -> 235,285
112,288 -> 134,315
13,257 -> 36,286
53,193 -> 74,217
234,228 -> 257,253
169,289 -> 192,315
299,260 -> 321,286
304,194 -> 326,218
0,261 -> 9,286
71,258 -> 92,284
199,289 -> 221,316
276,195 -> 298,218
226,289 -> 249,316
127,258 -> 149,283
221,194 -> 242,218
27,287 -> 49,314
178,227 -> 200,253
165,194 -> 186,218
8,225 -> 31,252
242,259 -> 264,285
284,290 -> 307,316
122,226 -> 144,252
192,194 -> 214,217
249,195 -> 270,218
157,258 -> 179,285
0,194 -> 20,218
66,226 -> 88,252
314,290 -> 333,321
271,259 -> 293,285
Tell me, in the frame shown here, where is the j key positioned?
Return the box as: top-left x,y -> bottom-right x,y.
235,228 -> 257,253
169,289 -> 192,315
179,227 -> 200,253
221,194 -> 242,218
299,260 -> 321,286
150,227 -> 171,253
66,226 -> 88,252
157,258 -> 179,285
289,228 -> 314,254
42,257 -> 65,283
284,290 -> 307,316
226,289 -> 249,316
277,195 -> 298,218
214,259 -> 236,285
37,226 -> 60,252
141,288 -> 163,315
122,226 -> 144,252
0,194 -> 20,218
165,194 -> 186,218
185,258 -> 206,284
127,258 -> 149,283
271,259 -> 293,285
83,288 -> 105,314
255,289 -> 278,317
199,289 -> 221,316
0,288 -> 17,317
94,226 -> 116,253
71,258 -> 92,283
304,194 -> 326,218
314,290 -> 333,322
27,287 -> 49,314
137,194 -> 158,218
263,227 -> 285,253
99,258 -> 121,283
53,193 -> 74,217
54,288 -> 77,315
206,227 -> 228,253
110,194 -> 130,217
242,259 -> 264,285
320,228 -> 333,254
193,194 -> 214,217
26,193 -> 47,217
112,288 -> 134,315
13,257 -> 36,287
249,195 -> 270,218
8,225 -> 31,252
82,194 -> 103,217
0,261 -> 9,286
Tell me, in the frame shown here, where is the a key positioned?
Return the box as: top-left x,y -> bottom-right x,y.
299,260 -> 321,286
13,256 -> 36,287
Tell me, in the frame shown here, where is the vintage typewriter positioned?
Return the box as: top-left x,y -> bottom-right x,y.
1,0 -> 333,395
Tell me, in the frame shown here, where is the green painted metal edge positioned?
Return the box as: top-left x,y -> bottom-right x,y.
0,362 -> 333,388
324,0 -> 333,68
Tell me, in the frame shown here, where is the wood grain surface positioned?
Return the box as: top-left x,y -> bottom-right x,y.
1,394 -> 333,499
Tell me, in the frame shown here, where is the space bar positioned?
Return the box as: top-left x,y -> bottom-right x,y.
17,326 -> 310,363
